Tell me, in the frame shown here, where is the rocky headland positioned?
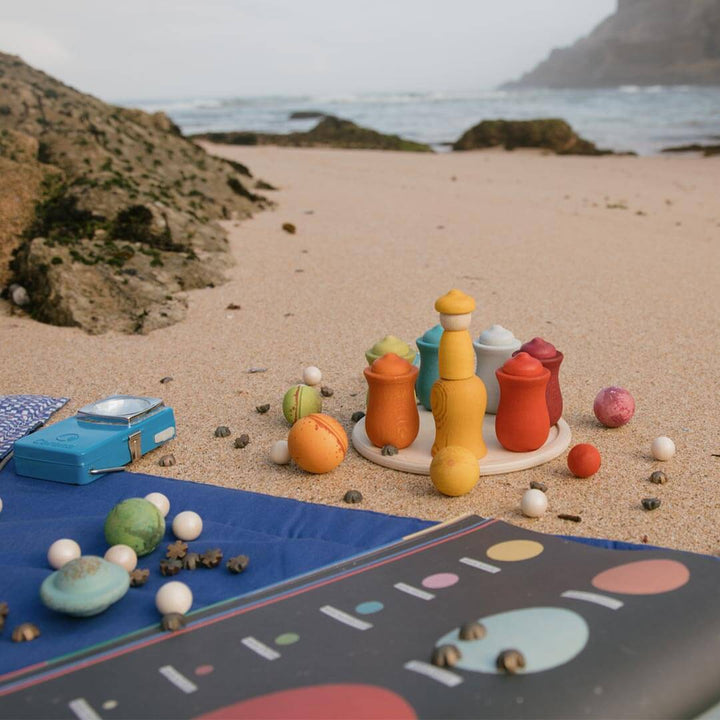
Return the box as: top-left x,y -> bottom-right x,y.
193,115 -> 432,153
0,52 -> 270,334
504,0 -> 720,88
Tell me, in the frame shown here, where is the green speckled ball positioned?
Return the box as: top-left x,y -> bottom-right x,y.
104,498 -> 165,556
282,384 -> 322,425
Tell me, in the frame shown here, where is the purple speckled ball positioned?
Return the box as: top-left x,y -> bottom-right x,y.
593,386 -> 635,428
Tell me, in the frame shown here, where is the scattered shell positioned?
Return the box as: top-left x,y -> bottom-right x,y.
649,471 -> 668,485
160,559 -> 183,576
381,445 -> 399,457
282,222 -> 296,234
12,623 -> 40,643
351,411 -> 365,423
226,555 -> 250,574
458,621 -> 487,641
256,404 -> 270,414
10,285 -> 29,307
530,480 -> 548,493
234,434 -> 250,449
129,568 -> 150,587
166,541 -> 188,560
343,490 -> 363,504
200,549 -> 223,569
431,644 -> 462,668
496,649 -> 526,674
247,367 -> 267,374
642,497 -> 661,511
161,612 -> 187,632
320,386 -> 334,397
226,303 -> 241,310
183,552 -> 201,571
158,454 -> 176,467
557,513 -> 582,523
159,376 -> 174,384
641,534 -> 650,544
0,601 -> 8,618
214,426 -> 231,438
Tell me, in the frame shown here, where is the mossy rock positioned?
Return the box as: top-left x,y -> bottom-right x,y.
104,498 -> 165,556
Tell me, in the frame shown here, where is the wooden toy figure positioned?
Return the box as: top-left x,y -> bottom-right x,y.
513,337 -> 564,425
415,324 -> 443,411
431,290 -> 487,459
364,353 -> 419,449
495,352 -> 551,452
473,324 -> 522,414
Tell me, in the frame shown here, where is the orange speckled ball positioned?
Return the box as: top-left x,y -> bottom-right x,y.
567,443 -> 601,478
287,413 -> 348,474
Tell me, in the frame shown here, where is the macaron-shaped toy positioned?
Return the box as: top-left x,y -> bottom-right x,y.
593,386 -> 635,428
41,556 -> 130,617
430,445 -> 480,497
287,413 -> 348,473
567,443 -> 601,478
283,384 -> 323,425
104,498 -> 165,557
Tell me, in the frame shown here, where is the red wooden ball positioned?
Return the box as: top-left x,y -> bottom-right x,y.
567,443 -> 601,478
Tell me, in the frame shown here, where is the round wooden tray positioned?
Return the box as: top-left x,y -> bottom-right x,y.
351,407 -> 571,476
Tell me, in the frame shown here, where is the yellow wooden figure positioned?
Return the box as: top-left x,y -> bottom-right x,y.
431,289 -> 487,458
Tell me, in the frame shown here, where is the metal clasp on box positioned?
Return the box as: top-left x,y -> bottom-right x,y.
89,432 -> 142,476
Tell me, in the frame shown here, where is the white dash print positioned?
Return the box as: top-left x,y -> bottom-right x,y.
241,636 -> 281,660
394,582 -> 435,600
561,590 -> 624,610
459,556 -> 501,574
158,665 -> 198,693
319,605 -> 373,630
68,698 -> 102,720
404,660 -> 463,687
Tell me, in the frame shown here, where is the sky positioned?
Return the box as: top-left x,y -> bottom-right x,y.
0,1 -> 616,102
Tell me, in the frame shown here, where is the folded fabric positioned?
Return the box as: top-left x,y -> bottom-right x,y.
0,394 -> 69,461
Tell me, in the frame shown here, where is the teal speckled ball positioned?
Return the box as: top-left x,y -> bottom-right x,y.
282,384 -> 322,425
104,498 -> 165,556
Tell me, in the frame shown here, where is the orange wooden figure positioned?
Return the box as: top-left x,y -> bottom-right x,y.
495,352 -> 551,452
430,290 -> 487,459
364,353 -> 420,449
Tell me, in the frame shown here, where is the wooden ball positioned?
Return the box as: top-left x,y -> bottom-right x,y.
172,511 -> 203,541
287,413 -> 348,473
104,544 -> 138,572
430,446 -> 479,497
155,581 -> 193,615
567,443 -> 601,478
47,539 -> 81,569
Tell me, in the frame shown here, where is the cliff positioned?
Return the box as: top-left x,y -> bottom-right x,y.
0,52 -> 270,334
504,0 -> 720,88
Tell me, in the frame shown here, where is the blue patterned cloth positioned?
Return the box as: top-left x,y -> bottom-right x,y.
0,394 -> 69,460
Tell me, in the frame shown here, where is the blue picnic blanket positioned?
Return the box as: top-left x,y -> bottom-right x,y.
0,394 -> 69,461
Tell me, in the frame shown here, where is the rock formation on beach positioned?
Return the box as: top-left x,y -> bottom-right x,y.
193,116 -> 433,153
504,0 -> 720,88
0,52 -> 269,334
452,119 -> 613,155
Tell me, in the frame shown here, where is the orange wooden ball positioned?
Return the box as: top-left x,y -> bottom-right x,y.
287,413 -> 348,474
567,443 -> 601,478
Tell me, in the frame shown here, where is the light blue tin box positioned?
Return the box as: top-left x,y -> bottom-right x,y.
13,395 -> 176,485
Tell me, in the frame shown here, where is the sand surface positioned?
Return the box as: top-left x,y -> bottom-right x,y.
2,146 -> 719,554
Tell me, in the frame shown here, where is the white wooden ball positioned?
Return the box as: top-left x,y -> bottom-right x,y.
269,440 -> 291,465
651,436 -> 676,461
172,510 -> 203,541
47,538 -> 81,569
302,366 -> 322,386
520,488 -> 548,518
104,544 -> 138,572
144,492 -> 170,518
155,581 -> 193,615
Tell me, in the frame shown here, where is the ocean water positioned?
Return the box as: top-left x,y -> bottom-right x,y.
126,87 -> 720,155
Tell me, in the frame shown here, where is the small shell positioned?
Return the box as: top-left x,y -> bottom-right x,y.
431,644 -> 462,668
12,623 -> 40,643
642,497 -> 661,511
161,612 -> 187,632
234,434 -> 250,449
458,621 -> 487,641
255,404 -> 270,414
351,411 -> 365,423
381,445 -> 399,457
158,454 -> 176,467
649,471 -> 667,485
214,426 -> 231,438
226,555 -> 250,574
496,649 -> 526,674
530,480 -> 547,493
343,489 -> 363,504
320,386 -> 334,397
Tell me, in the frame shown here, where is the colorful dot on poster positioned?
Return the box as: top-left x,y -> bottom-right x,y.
592,559 -> 689,595
486,540 -> 544,562
195,665 -> 214,676
102,700 -> 118,710
275,632 -> 300,646
421,573 -> 460,589
355,601 -> 384,615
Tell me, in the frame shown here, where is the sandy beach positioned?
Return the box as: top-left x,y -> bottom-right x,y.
2,146 -> 719,554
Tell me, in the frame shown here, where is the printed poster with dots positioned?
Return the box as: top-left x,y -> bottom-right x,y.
1,516 -> 719,719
